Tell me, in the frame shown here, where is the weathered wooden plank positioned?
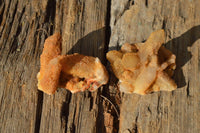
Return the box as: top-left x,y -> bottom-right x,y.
39,0 -> 109,133
109,0 -> 200,133
0,0 -> 62,132
1,0 -> 112,132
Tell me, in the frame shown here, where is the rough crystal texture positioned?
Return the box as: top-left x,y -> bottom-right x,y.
107,30 -> 177,95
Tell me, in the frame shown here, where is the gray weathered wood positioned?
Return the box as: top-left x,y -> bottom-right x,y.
109,0 -> 200,132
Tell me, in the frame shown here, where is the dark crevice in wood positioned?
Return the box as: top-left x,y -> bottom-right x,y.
100,0 -> 121,131
34,91 -> 43,133
57,0 -> 64,34
96,92 -> 106,133
96,0 -> 121,131
45,0 -> 56,34
147,106 -> 152,114
131,0 -> 135,5
71,105 -> 77,133
134,113 -> 139,133
88,92 -> 94,111
198,47 -> 200,72
135,124 -> 138,133
104,0 -> 111,65
145,0 -> 148,7
162,17 -> 166,30
186,81 -> 190,97
0,2 -> 5,26
60,92 -> 72,133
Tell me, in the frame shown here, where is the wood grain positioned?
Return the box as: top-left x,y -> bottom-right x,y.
109,0 -> 200,132
0,0 -> 50,132
0,0 -> 200,133
0,0 -> 109,132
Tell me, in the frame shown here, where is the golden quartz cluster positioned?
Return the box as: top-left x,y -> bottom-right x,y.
106,30 -> 177,95
37,33 -> 108,95
37,30 -> 177,95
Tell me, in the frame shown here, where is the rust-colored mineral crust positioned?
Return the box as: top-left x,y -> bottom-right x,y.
106,30 -> 177,95
37,33 -> 108,95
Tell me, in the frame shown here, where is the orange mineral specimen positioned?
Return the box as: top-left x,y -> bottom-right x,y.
37,33 -> 108,95
106,30 -> 177,95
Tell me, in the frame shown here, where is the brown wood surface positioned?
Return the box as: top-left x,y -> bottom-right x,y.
0,0 -> 200,133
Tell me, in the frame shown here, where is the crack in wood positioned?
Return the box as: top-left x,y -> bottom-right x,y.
145,0 -> 148,7
34,91 -> 43,133
133,112 -> 139,133
88,92 -> 94,111
162,17 -> 167,30
186,81 -> 190,97
44,0 -> 56,34
0,1 -> 5,26
198,47 -> 200,72
104,0 -> 111,65
60,92 -> 72,133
